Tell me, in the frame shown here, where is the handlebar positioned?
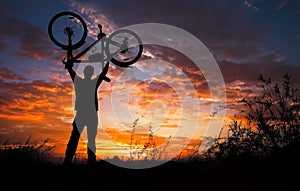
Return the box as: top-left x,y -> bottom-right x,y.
97,24 -> 106,39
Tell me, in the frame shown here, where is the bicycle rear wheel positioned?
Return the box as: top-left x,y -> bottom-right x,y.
48,11 -> 87,50
106,29 -> 143,67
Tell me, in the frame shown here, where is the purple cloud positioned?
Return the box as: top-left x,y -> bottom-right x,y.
0,15 -> 53,61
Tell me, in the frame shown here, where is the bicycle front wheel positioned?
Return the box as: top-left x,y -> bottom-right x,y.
106,29 -> 143,67
48,11 -> 87,50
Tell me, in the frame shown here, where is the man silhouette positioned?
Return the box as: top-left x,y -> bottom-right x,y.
63,61 -> 110,166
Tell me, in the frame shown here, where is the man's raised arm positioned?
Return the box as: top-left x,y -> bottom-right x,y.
96,63 -> 110,88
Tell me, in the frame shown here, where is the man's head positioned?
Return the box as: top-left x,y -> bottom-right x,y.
83,65 -> 94,79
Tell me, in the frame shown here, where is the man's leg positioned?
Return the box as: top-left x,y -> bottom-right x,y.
86,113 -> 98,164
63,120 -> 83,165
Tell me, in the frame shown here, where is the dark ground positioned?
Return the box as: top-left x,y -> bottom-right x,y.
1,151 -> 299,191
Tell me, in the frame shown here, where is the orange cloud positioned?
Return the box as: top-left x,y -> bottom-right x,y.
0,42 -> 270,161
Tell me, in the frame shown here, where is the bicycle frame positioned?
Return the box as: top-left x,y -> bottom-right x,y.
64,27 -> 125,70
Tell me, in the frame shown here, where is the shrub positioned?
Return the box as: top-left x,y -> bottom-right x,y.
205,74 -> 300,160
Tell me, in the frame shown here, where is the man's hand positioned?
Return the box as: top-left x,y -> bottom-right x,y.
62,58 -> 73,69
65,60 -> 74,69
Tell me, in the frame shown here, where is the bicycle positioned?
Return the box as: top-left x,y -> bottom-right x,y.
48,11 -> 143,82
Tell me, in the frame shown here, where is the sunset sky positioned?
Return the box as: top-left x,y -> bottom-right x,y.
0,0 -> 300,162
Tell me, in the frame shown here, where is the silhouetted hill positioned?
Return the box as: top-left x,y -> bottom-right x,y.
1,150 -> 299,191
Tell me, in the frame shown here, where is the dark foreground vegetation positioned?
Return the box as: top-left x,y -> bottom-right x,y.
0,146 -> 299,191
1,74 -> 299,191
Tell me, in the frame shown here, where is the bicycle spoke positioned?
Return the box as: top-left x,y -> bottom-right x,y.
108,39 -> 122,47
105,28 -> 143,66
48,11 -> 87,50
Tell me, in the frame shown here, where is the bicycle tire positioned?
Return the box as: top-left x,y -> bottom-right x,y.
48,11 -> 87,50
105,29 -> 143,67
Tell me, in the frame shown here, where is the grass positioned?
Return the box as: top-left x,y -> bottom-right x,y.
0,129 -> 298,191
0,135 -> 55,166
1,153 -> 298,191
0,135 -> 298,191
0,111 -> 299,190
